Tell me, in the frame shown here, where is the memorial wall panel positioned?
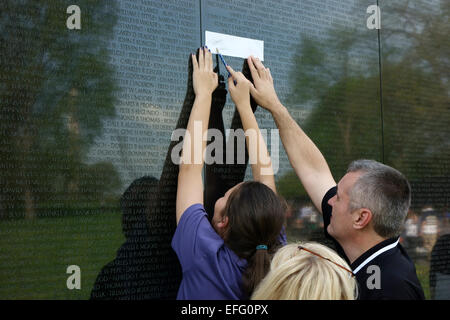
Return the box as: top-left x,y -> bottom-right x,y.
201,0 -> 382,251
203,0 -> 382,184
380,0 -> 450,299
0,0 -> 446,300
0,0 -> 199,299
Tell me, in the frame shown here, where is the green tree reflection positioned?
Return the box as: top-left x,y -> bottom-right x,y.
278,0 -> 449,211
0,0 -> 120,219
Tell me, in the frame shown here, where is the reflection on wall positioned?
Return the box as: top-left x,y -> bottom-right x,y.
0,0 -> 448,299
203,0 -> 381,185
0,0 -> 119,220
379,1 -> 450,298
89,0 -> 200,187
380,0 -> 449,208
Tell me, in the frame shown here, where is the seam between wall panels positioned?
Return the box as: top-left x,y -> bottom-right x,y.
377,0 -> 385,164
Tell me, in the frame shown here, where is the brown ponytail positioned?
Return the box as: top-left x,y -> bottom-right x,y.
242,248 -> 273,297
222,181 -> 286,297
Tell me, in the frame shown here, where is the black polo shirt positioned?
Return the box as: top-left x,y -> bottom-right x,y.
321,187 -> 425,300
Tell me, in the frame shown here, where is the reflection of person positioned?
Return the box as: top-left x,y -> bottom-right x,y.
246,56 -> 424,300
90,176 -> 180,299
420,207 -> 439,253
251,242 -> 357,300
402,210 -> 421,257
172,48 -> 286,299
441,210 -> 450,235
429,234 -> 450,299
299,206 -> 321,234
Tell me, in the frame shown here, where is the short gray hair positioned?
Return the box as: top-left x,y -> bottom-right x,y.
347,159 -> 411,238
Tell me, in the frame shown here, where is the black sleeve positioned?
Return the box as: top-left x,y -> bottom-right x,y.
321,186 -> 337,237
321,186 -> 350,264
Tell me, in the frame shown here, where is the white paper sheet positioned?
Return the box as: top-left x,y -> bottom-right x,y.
205,31 -> 264,61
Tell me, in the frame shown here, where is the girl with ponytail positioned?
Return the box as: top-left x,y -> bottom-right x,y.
172,48 -> 286,299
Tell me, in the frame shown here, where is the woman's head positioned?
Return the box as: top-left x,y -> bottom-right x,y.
211,181 -> 287,296
251,242 -> 357,300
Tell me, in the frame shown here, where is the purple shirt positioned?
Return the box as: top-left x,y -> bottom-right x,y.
171,204 -> 247,300
172,203 -> 287,300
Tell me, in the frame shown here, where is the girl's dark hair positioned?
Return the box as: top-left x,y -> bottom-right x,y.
223,181 -> 286,297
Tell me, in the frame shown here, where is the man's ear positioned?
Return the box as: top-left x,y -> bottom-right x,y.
353,208 -> 372,230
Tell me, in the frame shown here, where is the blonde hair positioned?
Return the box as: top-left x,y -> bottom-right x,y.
251,242 -> 357,300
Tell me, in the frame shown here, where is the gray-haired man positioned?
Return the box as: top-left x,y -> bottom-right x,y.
246,56 -> 424,300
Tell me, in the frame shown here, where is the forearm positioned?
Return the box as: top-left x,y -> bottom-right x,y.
176,94 -> 211,223
272,104 -> 328,173
176,48 -> 217,223
237,103 -> 276,192
271,104 -> 335,209
180,94 -> 212,173
246,55 -> 335,209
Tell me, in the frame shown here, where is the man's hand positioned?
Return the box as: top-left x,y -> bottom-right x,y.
246,56 -> 335,212
192,47 -> 218,98
247,56 -> 283,113
226,65 -> 253,108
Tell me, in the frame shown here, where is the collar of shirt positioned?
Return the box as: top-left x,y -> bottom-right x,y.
350,237 -> 400,275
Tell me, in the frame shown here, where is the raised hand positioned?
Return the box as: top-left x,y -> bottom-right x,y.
247,56 -> 282,113
226,64 -> 253,108
192,47 -> 218,98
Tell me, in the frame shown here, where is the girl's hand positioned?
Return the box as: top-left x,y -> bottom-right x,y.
192,47 -> 218,97
226,65 -> 254,108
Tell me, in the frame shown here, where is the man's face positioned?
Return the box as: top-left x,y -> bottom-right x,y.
327,171 -> 362,241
